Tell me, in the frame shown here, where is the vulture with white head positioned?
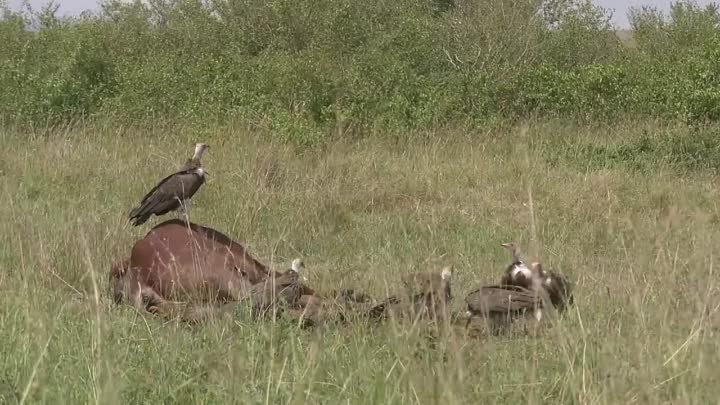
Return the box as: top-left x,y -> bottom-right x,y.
400,265 -> 453,302
395,265 -> 454,321
499,242 -> 537,290
128,143 -> 209,226
499,242 -> 573,312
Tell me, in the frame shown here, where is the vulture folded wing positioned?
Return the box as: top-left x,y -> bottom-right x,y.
466,286 -> 542,314
135,169 -> 197,205
128,170 -> 202,224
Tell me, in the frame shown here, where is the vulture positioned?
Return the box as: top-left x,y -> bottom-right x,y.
530,261 -> 574,312
394,265 -> 454,321
249,258 -> 306,318
128,143 -> 209,226
464,284 -> 545,331
400,265 -> 453,302
499,242 -> 574,312
499,242 -> 537,290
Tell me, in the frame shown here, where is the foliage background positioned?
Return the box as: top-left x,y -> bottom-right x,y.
3,0 -> 720,143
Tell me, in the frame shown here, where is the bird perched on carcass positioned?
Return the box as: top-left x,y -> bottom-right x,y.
128,143 -> 209,226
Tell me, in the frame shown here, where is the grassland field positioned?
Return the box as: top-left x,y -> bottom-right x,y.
1,119 -> 719,404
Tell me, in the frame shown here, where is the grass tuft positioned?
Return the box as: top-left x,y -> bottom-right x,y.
1,120 -> 719,403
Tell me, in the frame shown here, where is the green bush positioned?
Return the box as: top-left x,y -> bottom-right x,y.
2,0 -> 720,141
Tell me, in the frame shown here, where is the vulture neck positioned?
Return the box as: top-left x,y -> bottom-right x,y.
510,251 -> 523,265
192,144 -> 207,161
502,243 -> 524,265
182,145 -> 206,170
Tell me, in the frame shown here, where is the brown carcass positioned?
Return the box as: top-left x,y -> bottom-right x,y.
110,219 -> 313,321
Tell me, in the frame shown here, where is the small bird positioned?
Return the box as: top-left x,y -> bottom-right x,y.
128,143 -> 209,226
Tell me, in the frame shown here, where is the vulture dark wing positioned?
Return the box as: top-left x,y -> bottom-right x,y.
133,168 -> 196,207
466,286 -> 541,314
128,169 -> 203,225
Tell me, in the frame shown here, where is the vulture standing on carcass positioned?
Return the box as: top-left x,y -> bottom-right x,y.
128,143 -> 209,226
249,258 -> 306,318
499,242 -> 574,312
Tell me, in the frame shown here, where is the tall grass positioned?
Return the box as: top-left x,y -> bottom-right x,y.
2,0 -> 720,142
0,120 -> 719,403
1,0 -> 720,403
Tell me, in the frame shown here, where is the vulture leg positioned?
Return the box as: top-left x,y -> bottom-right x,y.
179,198 -> 191,223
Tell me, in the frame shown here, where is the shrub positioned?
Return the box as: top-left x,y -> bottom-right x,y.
2,0 -> 720,141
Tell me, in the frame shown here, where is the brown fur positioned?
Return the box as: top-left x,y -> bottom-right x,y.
111,219 -> 273,316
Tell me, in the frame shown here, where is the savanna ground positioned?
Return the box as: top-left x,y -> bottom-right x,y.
1,119 -> 719,404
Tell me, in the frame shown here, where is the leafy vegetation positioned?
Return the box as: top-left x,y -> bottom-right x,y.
2,0 -> 720,142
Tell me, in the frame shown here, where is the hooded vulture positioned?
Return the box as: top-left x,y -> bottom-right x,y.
371,265 -> 453,322
499,242 -> 574,312
400,266 -> 453,299
128,143 -> 209,226
530,261 -> 574,312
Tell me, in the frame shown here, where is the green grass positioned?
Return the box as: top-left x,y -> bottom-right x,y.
1,120 -> 719,404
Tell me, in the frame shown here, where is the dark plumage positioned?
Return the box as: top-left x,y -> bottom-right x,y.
464,284 -> 546,330
498,242 -> 574,313
128,143 -> 209,226
533,262 -> 574,312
